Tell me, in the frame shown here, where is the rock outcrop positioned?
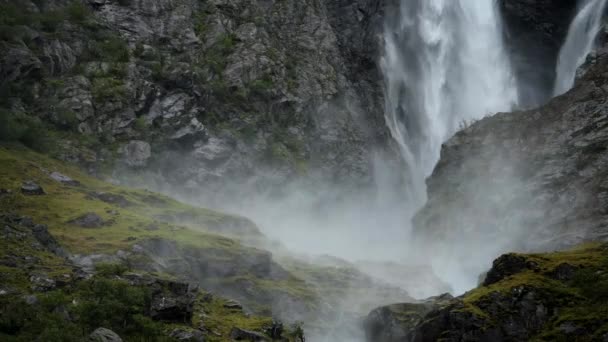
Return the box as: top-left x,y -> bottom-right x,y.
0,0 -> 401,199
365,244 -> 608,342
413,50 -> 608,263
499,0 -> 578,106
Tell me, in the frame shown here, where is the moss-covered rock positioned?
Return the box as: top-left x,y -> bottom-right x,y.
365,244 -> 608,342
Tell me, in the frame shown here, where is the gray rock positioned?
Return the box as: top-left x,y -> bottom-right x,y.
31,223 -> 68,257
21,181 -> 45,195
171,118 -> 207,145
230,327 -> 268,341
69,212 -> 105,228
30,274 -> 56,292
50,171 -> 80,186
169,328 -> 205,341
88,327 -> 123,342
120,140 -> 151,167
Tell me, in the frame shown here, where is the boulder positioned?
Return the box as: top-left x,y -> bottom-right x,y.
229,327 -> 268,341
21,181 -> 45,195
88,327 -> 123,342
69,212 -> 105,228
483,254 -> 539,286
149,280 -> 197,323
50,171 -> 81,186
29,274 -> 56,292
120,141 -> 151,167
169,328 -> 205,341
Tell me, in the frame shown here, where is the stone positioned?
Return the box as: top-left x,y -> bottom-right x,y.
169,328 -> 205,341
171,118 -> 207,146
120,141 -> 151,167
483,254 -> 540,286
91,192 -> 132,207
0,189 -> 11,196
21,181 -> 45,195
229,327 -> 268,341
31,223 -> 68,257
69,212 -> 105,228
88,327 -> 123,342
149,280 -> 197,323
30,274 -> 56,292
49,171 -> 80,186
223,299 -> 243,310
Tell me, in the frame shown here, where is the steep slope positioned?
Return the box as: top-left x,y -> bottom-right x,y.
365,243 -> 608,341
0,143 -> 410,339
413,49 -> 608,266
0,0 -> 401,201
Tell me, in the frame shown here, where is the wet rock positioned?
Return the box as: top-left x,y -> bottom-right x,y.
21,181 -> 45,195
69,213 -> 105,228
169,328 -> 205,341
0,47 -> 41,86
483,254 -> 540,286
265,321 -> 284,340
548,263 -> 578,281
230,327 -> 268,341
30,274 -> 56,292
88,327 -> 123,342
31,223 -> 68,257
120,141 -> 151,167
149,280 -> 197,323
49,171 -> 80,186
171,118 -> 207,146
223,299 -> 243,310
91,192 -> 132,207
24,294 -> 38,305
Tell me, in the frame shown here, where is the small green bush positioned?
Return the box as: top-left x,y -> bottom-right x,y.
66,1 -> 91,24
91,78 -> 127,102
0,110 -> 53,152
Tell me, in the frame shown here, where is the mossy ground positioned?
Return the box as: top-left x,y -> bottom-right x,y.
461,243 -> 608,341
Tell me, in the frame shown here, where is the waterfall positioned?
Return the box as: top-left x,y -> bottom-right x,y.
554,0 -> 608,96
381,0 -> 518,208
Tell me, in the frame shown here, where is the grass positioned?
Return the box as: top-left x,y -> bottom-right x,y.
458,243 -> 608,340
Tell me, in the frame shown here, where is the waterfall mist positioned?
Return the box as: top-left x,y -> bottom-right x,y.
554,0 -> 608,96
381,0 -> 518,293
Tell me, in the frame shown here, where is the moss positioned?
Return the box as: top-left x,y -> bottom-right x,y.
459,244 -> 608,339
91,77 -> 127,102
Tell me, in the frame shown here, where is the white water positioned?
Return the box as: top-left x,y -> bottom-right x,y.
554,0 -> 608,96
381,0 -> 518,293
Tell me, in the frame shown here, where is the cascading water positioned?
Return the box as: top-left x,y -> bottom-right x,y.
382,0 -> 518,207
554,0 -> 608,96
381,0 -> 518,292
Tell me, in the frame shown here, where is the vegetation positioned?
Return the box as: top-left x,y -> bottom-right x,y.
460,243 -> 608,341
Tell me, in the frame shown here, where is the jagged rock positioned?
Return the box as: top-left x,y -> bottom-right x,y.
169,328 -> 205,341
49,171 -> 80,186
69,212 -> 105,228
30,274 -> 56,292
31,223 -> 68,257
230,327 -> 268,341
483,254 -> 539,286
171,118 -> 207,146
223,299 -> 243,310
548,263 -> 578,281
120,140 -> 151,167
265,321 -> 284,339
0,47 -> 41,86
499,0 -> 578,105
41,40 -> 77,75
21,181 -> 45,195
91,192 -> 132,207
149,280 -> 197,323
88,327 -> 123,342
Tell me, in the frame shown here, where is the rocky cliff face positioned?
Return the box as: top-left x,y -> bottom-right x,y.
413,48 -> 608,259
0,0 -> 400,201
499,0 -> 577,106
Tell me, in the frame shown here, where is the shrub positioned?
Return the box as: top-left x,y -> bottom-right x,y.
91,77 -> 127,102
0,110 -> 52,152
66,1 -> 90,24
37,10 -> 66,32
